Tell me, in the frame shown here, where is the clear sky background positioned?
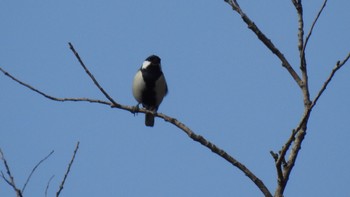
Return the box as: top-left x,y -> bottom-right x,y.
1,1 -> 349,196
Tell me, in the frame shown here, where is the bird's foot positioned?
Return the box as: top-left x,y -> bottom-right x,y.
131,104 -> 140,116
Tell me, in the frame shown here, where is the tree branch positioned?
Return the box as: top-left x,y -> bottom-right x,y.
56,141 -> 80,197
274,52 -> 350,196
68,43 -> 121,108
293,0 -> 311,107
0,149 -> 23,197
45,175 -> 55,197
311,52 -> 350,108
303,0 -> 328,58
158,114 -> 272,197
22,150 -> 54,193
0,67 -> 112,106
224,0 -> 303,89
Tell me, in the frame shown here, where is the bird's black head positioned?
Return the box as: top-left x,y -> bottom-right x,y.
146,55 -> 161,65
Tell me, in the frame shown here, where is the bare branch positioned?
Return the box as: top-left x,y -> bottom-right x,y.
1,171 -> 12,186
159,113 -> 272,197
312,52 -> 350,108
222,2 -> 325,195
274,52 -> 350,196
291,0 -> 298,8
0,149 -> 23,197
292,0 -> 304,55
22,150 -> 54,193
68,42 -> 121,108
292,0 -> 312,107
45,175 -> 55,197
0,67 -> 112,107
282,52 -> 350,135
225,0 -> 303,89
276,4 -> 309,194
303,0 -> 328,56
56,141 -> 80,197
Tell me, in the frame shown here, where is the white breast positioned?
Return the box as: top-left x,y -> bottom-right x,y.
132,70 -> 145,103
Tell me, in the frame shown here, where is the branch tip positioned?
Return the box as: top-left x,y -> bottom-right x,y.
56,141 -> 80,197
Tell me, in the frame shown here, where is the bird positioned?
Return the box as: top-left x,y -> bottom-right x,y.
132,55 -> 168,127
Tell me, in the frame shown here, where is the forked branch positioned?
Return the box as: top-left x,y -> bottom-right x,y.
0,143 -> 80,196
223,1 -> 349,196
274,52 -> 350,196
0,149 -> 23,197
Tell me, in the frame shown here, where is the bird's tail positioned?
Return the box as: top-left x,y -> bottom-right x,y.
145,113 -> 155,127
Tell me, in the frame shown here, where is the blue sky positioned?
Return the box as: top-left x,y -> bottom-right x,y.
1,1 -> 349,196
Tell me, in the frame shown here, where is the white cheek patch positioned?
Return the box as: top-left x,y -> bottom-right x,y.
142,60 -> 151,69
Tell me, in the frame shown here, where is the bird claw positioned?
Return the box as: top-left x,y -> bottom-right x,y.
131,104 -> 140,116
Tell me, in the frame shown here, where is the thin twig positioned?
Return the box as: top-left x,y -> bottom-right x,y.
56,141 -> 80,197
68,43 -> 121,108
1,171 -> 13,186
0,67 -> 112,106
312,52 -> 350,108
22,150 -> 54,193
0,149 -> 23,197
303,0 -> 328,57
45,175 -> 55,197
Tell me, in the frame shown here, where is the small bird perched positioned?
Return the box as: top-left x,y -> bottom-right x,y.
132,55 -> 168,127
